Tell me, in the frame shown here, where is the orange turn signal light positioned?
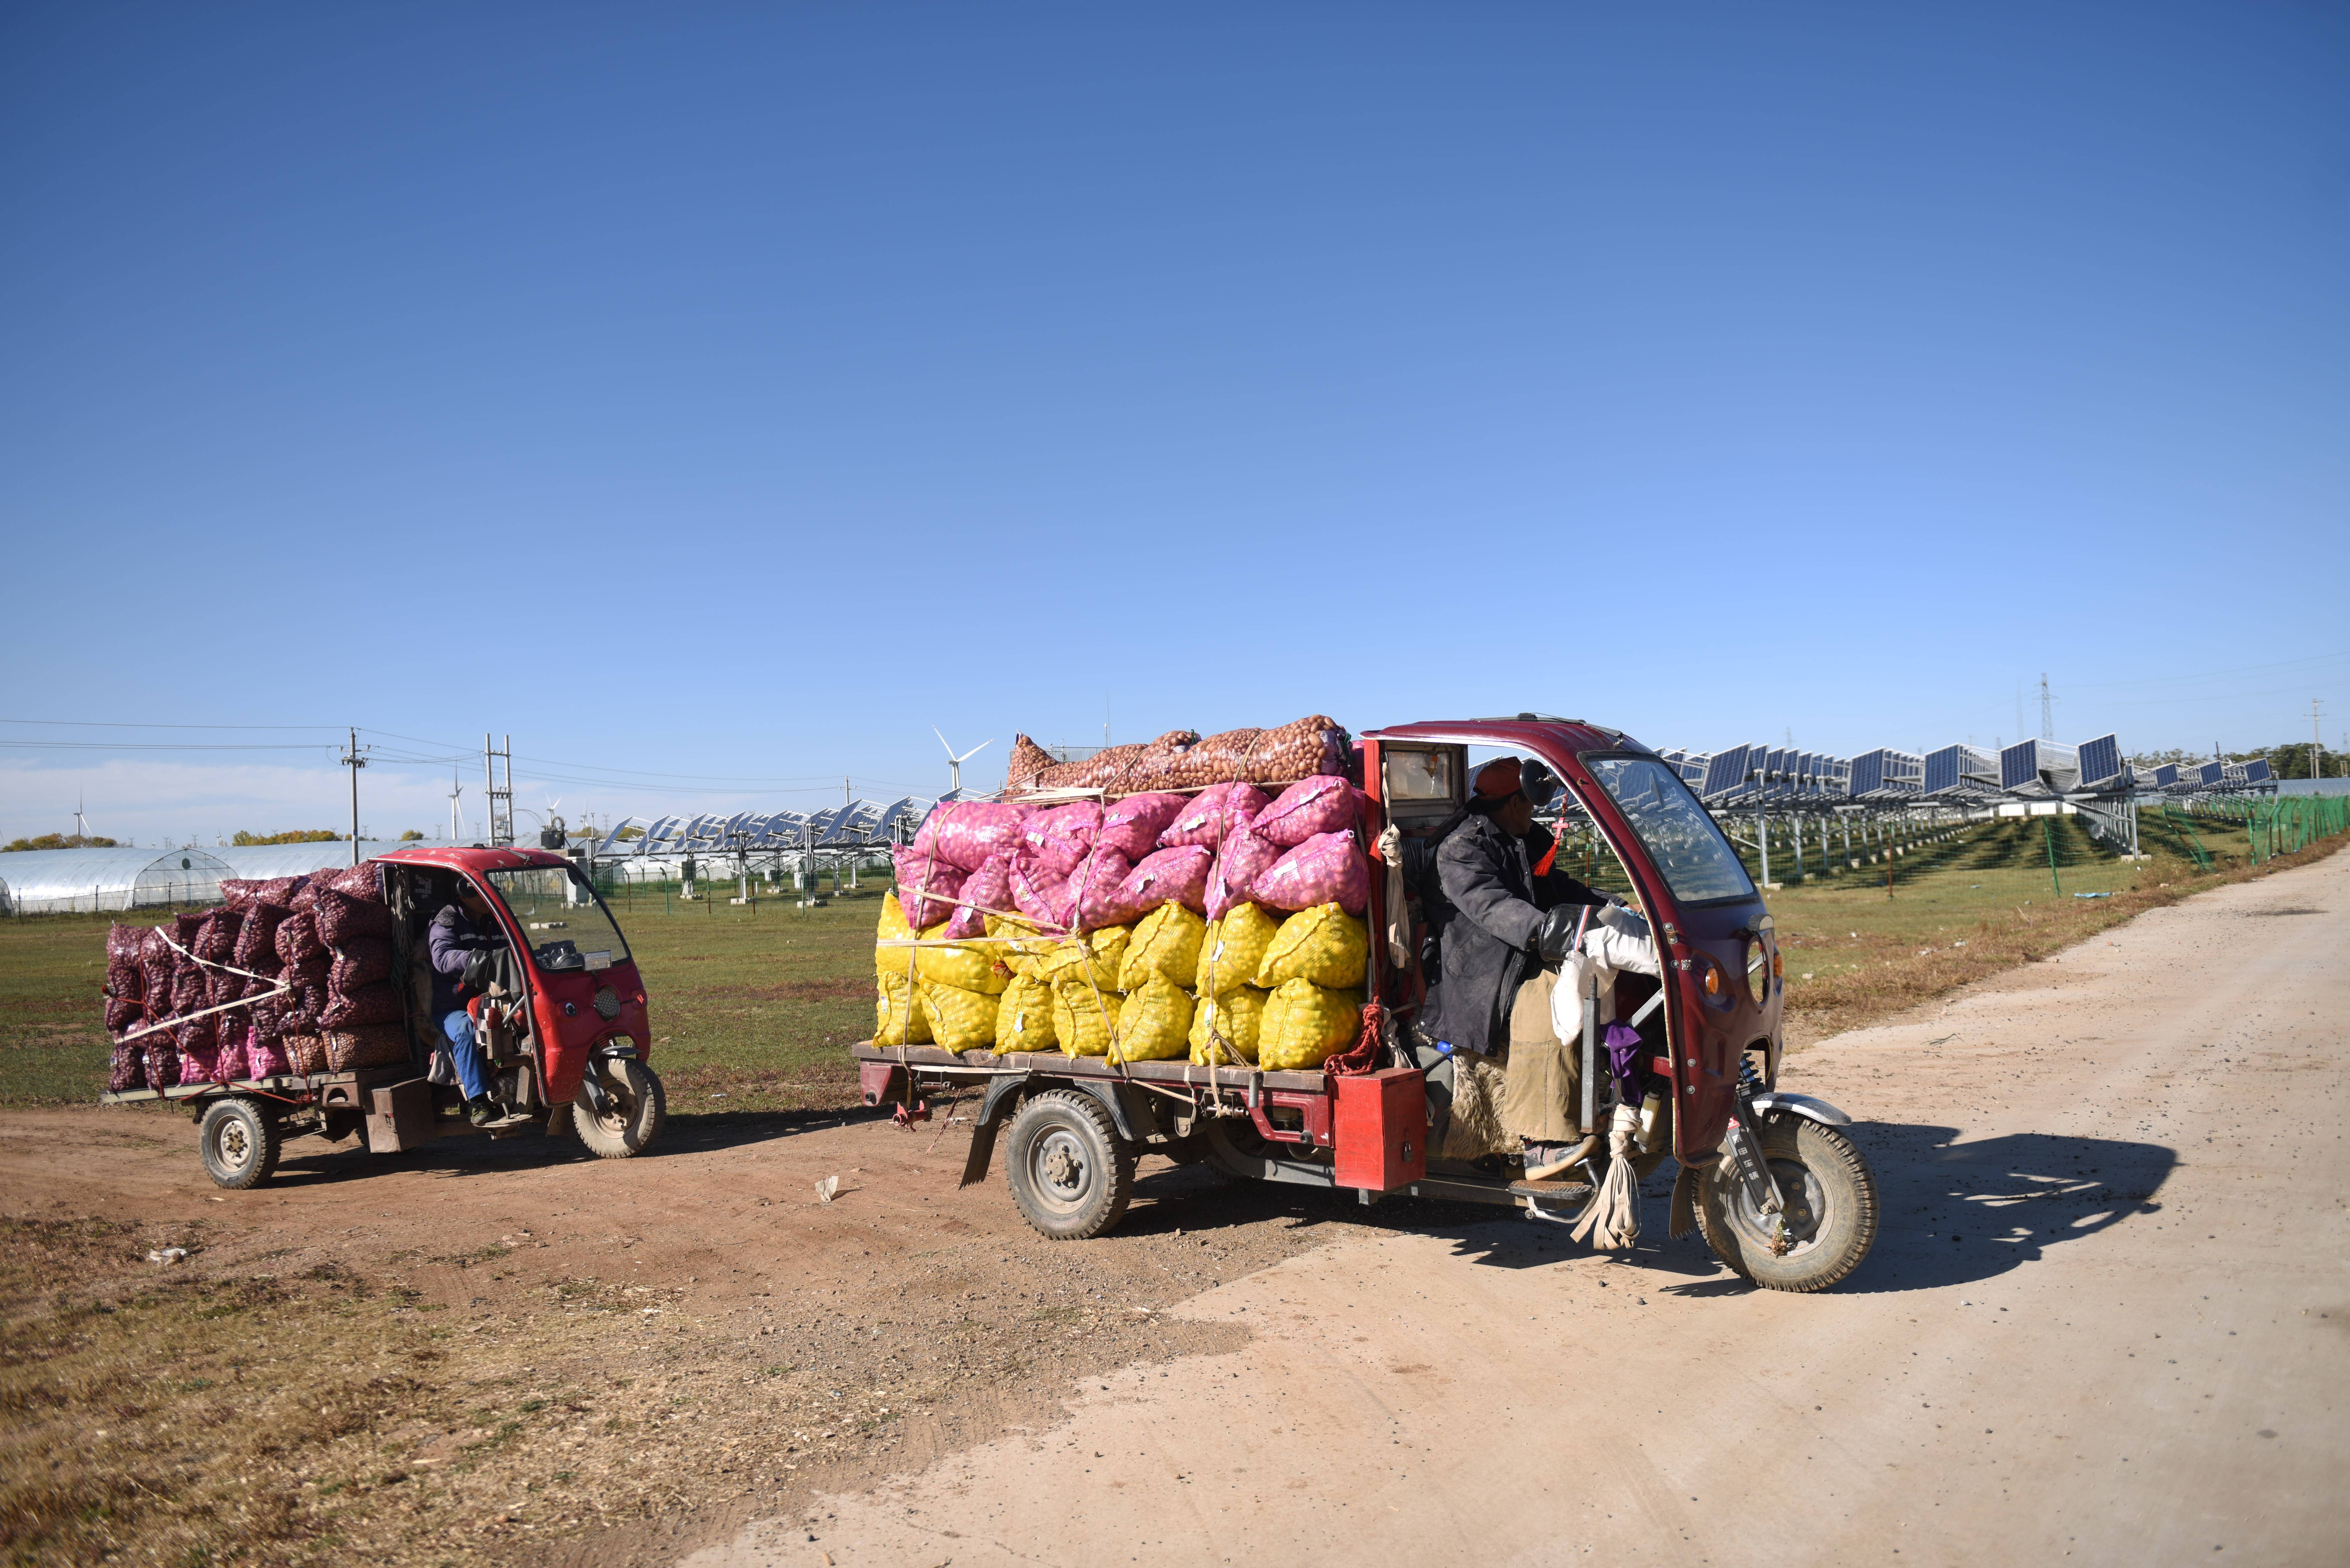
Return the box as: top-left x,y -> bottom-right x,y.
1772,950 -> 1783,979
1702,963 -> 1723,997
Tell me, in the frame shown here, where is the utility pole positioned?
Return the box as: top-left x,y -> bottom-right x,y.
341,727 -> 369,865
2039,673 -> 2055,742
483,733 -> 515,848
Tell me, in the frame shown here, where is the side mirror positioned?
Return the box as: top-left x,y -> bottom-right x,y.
1520,758 -> 1563,813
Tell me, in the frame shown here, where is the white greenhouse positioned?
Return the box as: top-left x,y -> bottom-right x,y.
0,846 -> 234,915
1,840 -> 419,916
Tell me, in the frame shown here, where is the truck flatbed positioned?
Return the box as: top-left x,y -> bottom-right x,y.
850,1041 -> 1331,1093
100,1066 -> 414,1106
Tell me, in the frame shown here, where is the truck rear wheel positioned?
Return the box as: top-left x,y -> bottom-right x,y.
199,1098 -> 281,1190
1004,1090 -> 1135,1240
574,1059 -> 666,1159
1694,1116 -> 1877,1293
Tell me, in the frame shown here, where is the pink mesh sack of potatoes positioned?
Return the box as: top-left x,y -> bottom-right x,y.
1157,782 -> 1270,850
1009,850 -> 1077,933
1096,792 -> 1187,860
1004,735 -> 1058,794
1251,775 -> 1361,848
1116,845 -> 1213,916
892,845 -> 969,929
927,803 -> 1035,872
1018,801 -> 1103,876
945,854 -> 1014,941
1206,812 -> 1281,923
1250,831 -> 1370,916
1071,847 -> 1141,931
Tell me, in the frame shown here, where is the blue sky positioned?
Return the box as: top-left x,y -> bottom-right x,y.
3,3 -> 2345,843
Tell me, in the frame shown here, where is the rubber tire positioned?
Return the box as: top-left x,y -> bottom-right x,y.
573,1059 -> 666,1159
1004,1089 -> 1136,1240
1694,1116 -> 1878,1293
198,1098 -> 281,1190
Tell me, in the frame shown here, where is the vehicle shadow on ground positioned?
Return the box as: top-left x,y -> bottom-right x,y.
1118,1119 -> 2179,1297
1826,1121 -> 2178,1295
264,1106 -> 893,1187
1118,1161 -> 1713,1276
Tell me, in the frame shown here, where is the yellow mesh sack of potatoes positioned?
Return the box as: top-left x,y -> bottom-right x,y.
995,972 -> 1057,1053
1188,984 -> 1267,1066
1197,902 -> 1280,997
1050,975 -> 1120,1058
986,910 -> 1057,974
1037,925 -> 1130,991
1255,902 -> 1368,990
1119,903 -> 1207,991
914,932 -> 1012,994
874,973 -> 932,1046
920,982 -> 1000,1053
874,893 -> 919,982
1113,973 -> 1194,1063
1256,978 -> 1364,1071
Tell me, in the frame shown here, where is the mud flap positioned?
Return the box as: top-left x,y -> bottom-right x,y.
959,1074 -> 1032,1188
1670,1160 -> 1700,1241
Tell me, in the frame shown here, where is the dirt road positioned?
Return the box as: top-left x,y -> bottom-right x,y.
686,854 -> 2350,1567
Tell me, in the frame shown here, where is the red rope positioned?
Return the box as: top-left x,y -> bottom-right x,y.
1323,1000 -> 1385,1079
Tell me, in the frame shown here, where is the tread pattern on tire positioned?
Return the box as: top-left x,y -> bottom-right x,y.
1694,1118 -> 1878,1293
199,1099 -> 281,1191
575,1060 -> 666,1159
1005,1089 -> 1136,1240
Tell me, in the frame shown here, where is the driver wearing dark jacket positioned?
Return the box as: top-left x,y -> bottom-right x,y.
1420,756 -> 1607,1061
429,880 -> 510,1126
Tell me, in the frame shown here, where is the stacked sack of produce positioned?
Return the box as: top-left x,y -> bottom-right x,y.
101,863 -> 413,1090
876,762 -> 1374,1072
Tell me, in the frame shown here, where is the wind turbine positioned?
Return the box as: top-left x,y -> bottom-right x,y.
933,729 -> 994,796
448,770 -> 466,841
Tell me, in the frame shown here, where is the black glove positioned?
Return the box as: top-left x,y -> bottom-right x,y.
461,946 -> 498,993
1535,905 -> 1580,961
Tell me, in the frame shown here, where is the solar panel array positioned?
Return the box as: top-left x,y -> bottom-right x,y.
593,796 -> 936,859
1657,727 -> 2292,807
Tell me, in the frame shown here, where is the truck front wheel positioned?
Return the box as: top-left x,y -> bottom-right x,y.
199,1098 -> 281,1190
1004,1090 -> 1135,1240
573,1059 -> 666,1158
1694,1116 -> 1878,1293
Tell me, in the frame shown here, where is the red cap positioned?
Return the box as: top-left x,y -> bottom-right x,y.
1473,757 -> 1523,799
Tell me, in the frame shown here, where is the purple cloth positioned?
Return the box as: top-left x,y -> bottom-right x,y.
1603,1020 -> 1647,1108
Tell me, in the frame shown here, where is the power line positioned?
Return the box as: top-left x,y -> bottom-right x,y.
0,741 -> 337,751
0,718 -> 338,730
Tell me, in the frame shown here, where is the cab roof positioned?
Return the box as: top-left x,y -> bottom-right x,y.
1362,717 -> 1645,756
370,846 -> 573,874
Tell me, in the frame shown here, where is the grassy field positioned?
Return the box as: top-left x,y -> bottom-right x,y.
0,889 -> 887,1114
2,812 -> 2338,1111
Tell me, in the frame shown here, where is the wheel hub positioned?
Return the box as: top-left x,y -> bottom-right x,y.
217,1122 -> 251,1170
1731,1158 -> 1824,1251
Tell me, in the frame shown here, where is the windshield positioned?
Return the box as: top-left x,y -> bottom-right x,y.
1582,756 -> 1758,907
484,865 -> 632,972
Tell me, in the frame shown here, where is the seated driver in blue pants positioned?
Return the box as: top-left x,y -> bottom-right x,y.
429,879 -> 510,1126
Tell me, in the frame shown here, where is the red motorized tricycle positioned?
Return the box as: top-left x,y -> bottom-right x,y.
854,716 -> 1878,1293
103,847 -> 665,1189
